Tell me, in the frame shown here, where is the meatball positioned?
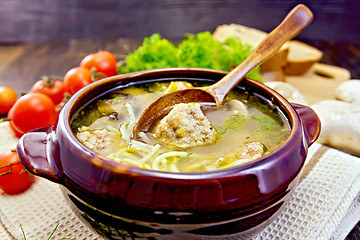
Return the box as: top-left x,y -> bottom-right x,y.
76,129 -> 118,153
154,103 -> 215,149
241,142 -> 265,160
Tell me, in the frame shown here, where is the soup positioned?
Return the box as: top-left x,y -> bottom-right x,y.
71,81 -> 290,173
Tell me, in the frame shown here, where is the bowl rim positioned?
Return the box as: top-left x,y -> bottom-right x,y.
60,67 -> 300,180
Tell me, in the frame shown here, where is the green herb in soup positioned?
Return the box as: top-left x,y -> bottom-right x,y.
71,81 -> 290,173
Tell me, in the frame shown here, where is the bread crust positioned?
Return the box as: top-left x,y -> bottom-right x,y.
213,24 -> 322,76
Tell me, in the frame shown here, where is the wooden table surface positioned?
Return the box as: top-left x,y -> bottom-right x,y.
1,39 -> 360,239
1,39 -> 359,95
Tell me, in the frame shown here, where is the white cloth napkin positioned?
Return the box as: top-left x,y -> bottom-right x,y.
0,121 -> 360,240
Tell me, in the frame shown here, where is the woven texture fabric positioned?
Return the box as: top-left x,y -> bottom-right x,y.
1,121 -> 360,240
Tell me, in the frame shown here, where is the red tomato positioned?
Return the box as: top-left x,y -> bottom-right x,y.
0,86 -> 17,115
63,67 -> 92,95
53,95 -> 69,130
31,76 -> 65,105
0,150 -> 33,195
80,51 -> 117,78
7,93 -> 56,137
8,120 -> 23,138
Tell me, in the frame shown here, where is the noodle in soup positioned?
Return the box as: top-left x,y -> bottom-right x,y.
71,81 -> 290,173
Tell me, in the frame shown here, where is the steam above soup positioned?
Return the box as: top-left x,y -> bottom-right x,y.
71,81 -> 290,173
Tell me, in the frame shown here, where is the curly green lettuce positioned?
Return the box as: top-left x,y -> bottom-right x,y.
118,32 -> 261,81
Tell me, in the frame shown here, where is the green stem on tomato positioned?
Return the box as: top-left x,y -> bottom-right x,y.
0,169 -> 13,177
0,118 -> 11,122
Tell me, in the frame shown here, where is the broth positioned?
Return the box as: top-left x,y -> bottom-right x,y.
71,81 -> 290,173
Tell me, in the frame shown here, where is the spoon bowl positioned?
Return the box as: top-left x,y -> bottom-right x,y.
133,4 -> 313,138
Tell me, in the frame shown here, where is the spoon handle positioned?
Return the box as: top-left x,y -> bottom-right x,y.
207,4 -> 313,106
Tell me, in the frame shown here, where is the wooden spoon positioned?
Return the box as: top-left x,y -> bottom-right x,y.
133,4 -> 313,138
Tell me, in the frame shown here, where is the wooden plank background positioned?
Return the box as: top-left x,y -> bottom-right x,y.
1,0 -> 360,43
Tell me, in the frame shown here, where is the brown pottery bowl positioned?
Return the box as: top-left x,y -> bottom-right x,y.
17,68 -> 320,239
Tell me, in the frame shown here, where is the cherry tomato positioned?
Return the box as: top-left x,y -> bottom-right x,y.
8,121 -> 23,138
31,76 -> 65,105
7,93 -> 56,137
63,67 -> 92,95
0,86 -> 17,115
0,150 -> 33,195
80,51 -> 117,78
53,94 -> 70,130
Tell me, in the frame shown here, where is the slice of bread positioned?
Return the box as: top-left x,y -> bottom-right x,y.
213,24 -> 268,47
212,24 -> 322,76
284,40 -> 323,75
213,24 -> 289,77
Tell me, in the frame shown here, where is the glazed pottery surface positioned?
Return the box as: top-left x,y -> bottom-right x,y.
17,68 -> 320,239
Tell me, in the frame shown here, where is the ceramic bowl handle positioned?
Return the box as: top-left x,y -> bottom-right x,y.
292,103 -> 321,146
17,126 -> 63,183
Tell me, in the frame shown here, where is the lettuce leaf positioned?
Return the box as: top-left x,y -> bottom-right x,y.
118,32 -> 261,81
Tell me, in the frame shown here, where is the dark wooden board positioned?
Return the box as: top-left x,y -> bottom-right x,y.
1,0 -> 360,43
